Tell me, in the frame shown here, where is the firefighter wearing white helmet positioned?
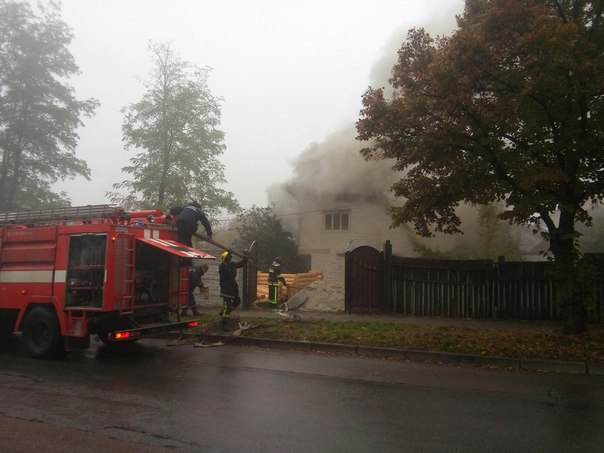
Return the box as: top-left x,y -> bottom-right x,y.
218,250 -> 247,330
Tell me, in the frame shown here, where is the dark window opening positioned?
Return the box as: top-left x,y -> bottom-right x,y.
65,234 -> 107,308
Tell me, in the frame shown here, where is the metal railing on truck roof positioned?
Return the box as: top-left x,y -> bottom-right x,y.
0,204 -> 126,226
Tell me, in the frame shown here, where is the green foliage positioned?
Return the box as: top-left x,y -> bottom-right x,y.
413,203 -> 525,260
195,314 -> 604,363
233,206 -> 305,272
108,42 -> 239,217
410,239 -> 450,259
577,207 -> 604,253
357,0 -> 604,332
0,0 -> 98,211
476,204 -> 524,260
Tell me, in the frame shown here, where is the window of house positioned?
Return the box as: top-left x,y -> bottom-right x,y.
325,211 -> 349,231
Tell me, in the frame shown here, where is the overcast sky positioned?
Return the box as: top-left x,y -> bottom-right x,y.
48,0 -> 464,212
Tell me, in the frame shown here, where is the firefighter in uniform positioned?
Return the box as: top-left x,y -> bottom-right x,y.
169,201 -> 213,247
218,251 -> 247,330
268,256 -> 287,310
181,264 -> 208,317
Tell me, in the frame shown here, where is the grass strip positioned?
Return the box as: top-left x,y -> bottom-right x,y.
191,315 -> 604,363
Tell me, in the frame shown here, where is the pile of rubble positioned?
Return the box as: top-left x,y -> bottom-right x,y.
195,272 -> 345,313
294,279 -> 344,313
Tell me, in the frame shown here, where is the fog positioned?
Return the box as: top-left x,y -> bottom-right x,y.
36,0 -> 465,215
267,4 -> 462,233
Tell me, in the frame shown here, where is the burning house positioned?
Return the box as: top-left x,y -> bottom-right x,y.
268,127 -> 415,283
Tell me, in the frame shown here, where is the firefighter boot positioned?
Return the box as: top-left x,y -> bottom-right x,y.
221,317 -> 229,331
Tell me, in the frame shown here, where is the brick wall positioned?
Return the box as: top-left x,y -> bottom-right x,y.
298,201 -> 415,283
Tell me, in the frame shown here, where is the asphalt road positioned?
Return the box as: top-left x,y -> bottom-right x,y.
1,335 -> 604,452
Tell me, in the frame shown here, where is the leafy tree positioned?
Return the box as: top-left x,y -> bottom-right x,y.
577,208 -> 604,252
476,204 -> 524,260
356,0 -> 604,333
0,0 -> 98,211
233,206 -> 304,272
109,42 -> 239,217
412,204 -> 525,260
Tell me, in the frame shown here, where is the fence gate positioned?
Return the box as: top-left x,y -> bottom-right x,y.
345,246 -> 383,313
242,240 -> 258,308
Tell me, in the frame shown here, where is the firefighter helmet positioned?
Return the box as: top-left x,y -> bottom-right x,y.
221,251 -> 231,262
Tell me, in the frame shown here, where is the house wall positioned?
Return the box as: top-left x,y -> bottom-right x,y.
297,201 -> 415,282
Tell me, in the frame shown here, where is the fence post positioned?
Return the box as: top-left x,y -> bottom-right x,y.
383,240 -> 393,312
345,250 -> 351,314
495,256 -> 505,319
242,241 -> 258,309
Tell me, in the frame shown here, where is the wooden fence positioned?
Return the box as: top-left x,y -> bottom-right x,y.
346,241 -> 604,322
389,256 -> 604,322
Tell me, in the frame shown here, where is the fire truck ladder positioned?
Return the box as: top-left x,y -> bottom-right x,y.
115,232 -> 136,314
0,204 -> 126,226
177,263 -> 190,320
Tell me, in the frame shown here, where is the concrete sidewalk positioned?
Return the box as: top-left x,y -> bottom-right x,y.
191,306 -> 604,376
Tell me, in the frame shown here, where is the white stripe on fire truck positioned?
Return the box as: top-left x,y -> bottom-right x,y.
0,270 -> 106,284
0,270 -> 54,283
147,238 -> 202,258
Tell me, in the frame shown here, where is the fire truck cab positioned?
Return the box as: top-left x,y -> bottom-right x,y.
0,204 -> 214,358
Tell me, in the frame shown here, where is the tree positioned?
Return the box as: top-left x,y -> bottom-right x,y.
109,42 -> 239,217
476,204 -> 524,260
412,203 -> 525,260
577,207 -> 604,252
0,0 -> 98,210
356,0 -> 604,333
233,206 -> 304,272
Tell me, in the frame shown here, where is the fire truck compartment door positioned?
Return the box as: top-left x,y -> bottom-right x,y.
135,238 -> 215,259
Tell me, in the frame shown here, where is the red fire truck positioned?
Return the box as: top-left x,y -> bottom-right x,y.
0,204 -> 214,358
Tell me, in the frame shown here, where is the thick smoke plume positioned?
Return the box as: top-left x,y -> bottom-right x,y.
268,127 -> 398,209
267,3 -> 463,233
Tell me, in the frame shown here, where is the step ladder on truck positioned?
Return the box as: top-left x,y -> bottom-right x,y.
0,204 -> 215,358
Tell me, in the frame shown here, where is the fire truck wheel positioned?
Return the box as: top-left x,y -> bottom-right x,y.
22,306 -> 64,359
96,329 -> 112,345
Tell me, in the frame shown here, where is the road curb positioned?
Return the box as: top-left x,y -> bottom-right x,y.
520,358 -> 588,375
194,333 -> 601,375
456,353 -> 521,370
588,362 -> 604,375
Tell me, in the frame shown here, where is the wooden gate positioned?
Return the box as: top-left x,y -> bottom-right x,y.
345,246 -> 383,313
242,241 -> 257,308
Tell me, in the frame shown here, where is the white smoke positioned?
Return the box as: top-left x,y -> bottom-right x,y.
267,2 -> 464,233
269,126 -> 398,203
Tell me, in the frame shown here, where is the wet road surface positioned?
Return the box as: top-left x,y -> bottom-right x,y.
1,335 -> 604,452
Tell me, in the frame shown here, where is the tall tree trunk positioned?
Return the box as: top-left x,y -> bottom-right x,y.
0,146 -> 10,211
6,148 -> 22,211
549,209 -> 587,334
0,136 -> 22,211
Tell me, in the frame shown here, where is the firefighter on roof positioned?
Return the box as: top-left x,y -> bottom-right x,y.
169,201 -> 213,247
218,250 -> 247,331
268,256 -> 287,310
